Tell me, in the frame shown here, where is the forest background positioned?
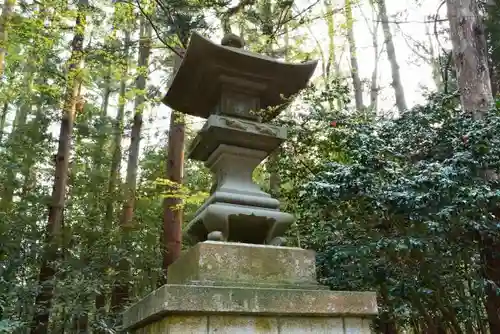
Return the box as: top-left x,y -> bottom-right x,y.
1,0 -> 500,333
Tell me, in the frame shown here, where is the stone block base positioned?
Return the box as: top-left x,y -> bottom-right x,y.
134,315 -> 373,333
123,242 -> 377,333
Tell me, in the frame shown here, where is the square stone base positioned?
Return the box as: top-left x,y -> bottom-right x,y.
167,241 -> 324,289
123,242 -> 377,333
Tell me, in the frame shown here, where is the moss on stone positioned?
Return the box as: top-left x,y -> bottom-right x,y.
167,241 -> 319,287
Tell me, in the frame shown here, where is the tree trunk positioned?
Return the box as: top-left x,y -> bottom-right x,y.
104,62 -> 126,231
370,52 -> 379,112
345,0 -> 363,110
375,283 -> 398,334
92,70 -> 115,323
161,110 -> 185,283
160,46 -> 185,284
446,0 -> 493,118
481,235 -> 500,334
95,39 -> 128,316
120,18 -> 151,229
360,3 -> 381,112
111,18 -> 151,312
377,0 -> 407,112
446,0 -> 497,332
30,4 -> 86,333
93,66 -> 112,169
324,0 -> 337,80
0,102 -> 7,142
0,0 -> 15,77
98,51 -> 126,320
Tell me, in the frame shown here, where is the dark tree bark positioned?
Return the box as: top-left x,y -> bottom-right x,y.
160,48 -> 186,284
161,110 -> 185,284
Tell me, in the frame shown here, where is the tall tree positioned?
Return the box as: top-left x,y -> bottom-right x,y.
158,0 -> 211,282
446,0 -> 498,332
377,0 -> 407,112
324,0 -> 338,79
345,0 -> 363,110
95,34 -> 131,320
447,0 -> 493,116
161,37 -> 186,283
359,2 -> 382,112
30,1 -> 88,333
161,109 -> 185,282
0,0 -> 17,141
111,15 -> 152,311
120,19 -> 151,228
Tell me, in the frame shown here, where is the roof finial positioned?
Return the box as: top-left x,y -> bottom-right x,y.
221,33 -> 245,49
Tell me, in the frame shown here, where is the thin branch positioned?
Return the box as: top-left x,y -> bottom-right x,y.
256,0 -> 322,53
434,0 -> 448,56
395,23 -> 432,63
374,18 -> 448,24
135,0 -> 184,58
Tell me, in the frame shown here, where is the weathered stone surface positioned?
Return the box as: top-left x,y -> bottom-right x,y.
279,317 -> 344,333
186,142 -> 294,244
195,145 -> 278,208
188,115 -> 287,162
344,317 -> 372,334
169,316 -> 208,333
162,32 -> 317,121
123,284 -> 377,330
209,316 -> 279,333
186,203 -> 295,245
130,315 -> 373,333
135,316 -> 207,333
167,241 -> 320,288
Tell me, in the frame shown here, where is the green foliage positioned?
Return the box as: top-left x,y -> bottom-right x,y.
0,0 -> 213,331
0,320 -> 24,333
294,91 -> 500,332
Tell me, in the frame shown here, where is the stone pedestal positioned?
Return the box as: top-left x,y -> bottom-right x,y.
185,114 -> 294,245
123,242 -> 378,333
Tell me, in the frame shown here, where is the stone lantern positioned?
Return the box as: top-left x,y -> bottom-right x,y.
122,33 -> 377,333
163,32 -> 316,246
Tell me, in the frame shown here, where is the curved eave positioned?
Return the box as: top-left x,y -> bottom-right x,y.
163,32 -> 318,120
